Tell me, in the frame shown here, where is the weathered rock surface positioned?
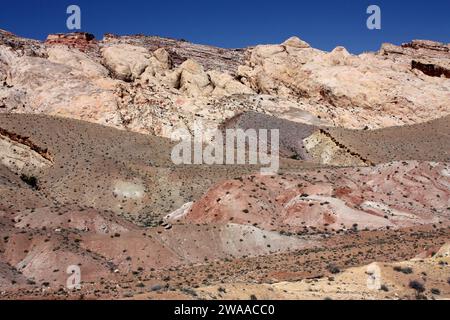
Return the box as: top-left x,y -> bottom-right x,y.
0,43 -> 121,127
102,44 -> 154,81
47,46 -> 109,78
239,38 -> 450,129
381,40 -> 450,78
103,33 -> 246,74
1,30 -> 449,140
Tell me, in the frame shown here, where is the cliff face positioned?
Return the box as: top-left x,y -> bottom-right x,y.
0,29 -> 449,140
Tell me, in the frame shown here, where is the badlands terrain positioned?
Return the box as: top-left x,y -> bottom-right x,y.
0,29 -> 449,300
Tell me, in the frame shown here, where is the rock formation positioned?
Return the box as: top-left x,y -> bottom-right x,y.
45,32 -> 96,52
0,30 -> 449,140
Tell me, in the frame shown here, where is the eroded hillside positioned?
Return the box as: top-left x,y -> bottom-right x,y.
1,30 -> 449,140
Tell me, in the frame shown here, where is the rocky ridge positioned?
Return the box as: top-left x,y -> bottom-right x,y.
0,30 -> 449,141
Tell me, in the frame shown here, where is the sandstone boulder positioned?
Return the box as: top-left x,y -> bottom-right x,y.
3,49 -> 120,127
47,46 -> 109,78
173,59 -> 213,97
101,44 -> 152,81
282,36 -> 310,49
208,70 -> 254,96
239,37 -> 450,128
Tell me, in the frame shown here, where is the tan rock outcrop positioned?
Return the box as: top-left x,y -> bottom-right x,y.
239,37 -> 450,129
208,70 -> 254,96
45,32 -> 95,52
172,59 -> 213,96
0,127 -> 52,176
47,46 -> 109,78
0,45 -> 121,127
101,44 -> 153,81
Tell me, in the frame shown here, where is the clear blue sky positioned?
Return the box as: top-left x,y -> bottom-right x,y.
1,0 -> 449,53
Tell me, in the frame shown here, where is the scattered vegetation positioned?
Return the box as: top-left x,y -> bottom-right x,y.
409,280 -> 425,294
393,266 -> 413,274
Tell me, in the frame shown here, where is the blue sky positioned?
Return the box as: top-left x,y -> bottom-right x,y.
1,0 -> 449,53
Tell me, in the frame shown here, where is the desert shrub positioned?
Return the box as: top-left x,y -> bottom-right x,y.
430,288 -> 441,295
409,280 -> 425,293
380,284 -> 389,292
20,174 -> 39,190
326,264 -> 341,274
